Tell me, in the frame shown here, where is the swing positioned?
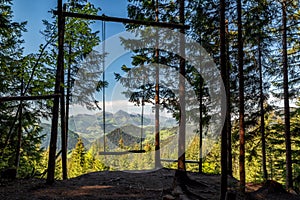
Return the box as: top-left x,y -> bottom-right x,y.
98,21 -> 145,156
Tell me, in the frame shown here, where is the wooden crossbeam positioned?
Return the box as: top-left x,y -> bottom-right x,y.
0,94 -> 60,102
53,11 -> 190,30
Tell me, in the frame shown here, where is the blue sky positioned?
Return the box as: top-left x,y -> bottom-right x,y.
12,0 -> 128,54
11,0 -> 158,115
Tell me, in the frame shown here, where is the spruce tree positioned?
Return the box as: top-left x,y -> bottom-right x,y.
40,0 -> 101,181
219,0 -> 228,198
69,138 -> 86,177
0,0 -> 48,178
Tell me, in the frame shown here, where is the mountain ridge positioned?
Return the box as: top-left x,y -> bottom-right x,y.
40,110 -> 177,149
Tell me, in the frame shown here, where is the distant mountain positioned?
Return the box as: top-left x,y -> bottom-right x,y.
39,123 -> 90,151
113,110 -> 151,127
67,110 -> 177,143
68,112 -> 113,143
92,124 -> 146,151
39,110 -> 178,152
90,123 -> 180,154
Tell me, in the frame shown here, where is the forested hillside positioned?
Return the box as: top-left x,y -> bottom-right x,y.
0,0 -> 300,199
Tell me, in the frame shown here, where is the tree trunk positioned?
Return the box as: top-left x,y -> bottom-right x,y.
225,19 -> 232,177
199,89 -> 203,173
258,35 -> 268,180
178,0 -> 186,173
60,67 -> 67,180
47,0 -> 65,184
60,4 -> 68,181
220,0 -> 228,199
237,0 -> 245,193
65,40 -> 72,180
198,25 -> 203,174
154,0 -> 161,169
282,0 -> 292,189
15,75 -> 24,178
141,96 -> 144,151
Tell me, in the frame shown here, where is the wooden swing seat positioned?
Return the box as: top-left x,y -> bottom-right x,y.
98,149 -> 146,155
160,158 -> 200,164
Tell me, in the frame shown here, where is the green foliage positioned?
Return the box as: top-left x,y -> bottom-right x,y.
201,142 -> 221,174
0,0 -> 48,178
28,100 -> 300,181
223,102 -> 300,185
40,0 -> 101,110
68,138 -> 108,178
1,0 -> 299,190
68,138 -> 87,177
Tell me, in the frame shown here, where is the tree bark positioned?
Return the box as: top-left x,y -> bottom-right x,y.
199,89 -> 203,173
154,0 -> 161,169
237,0 -> 245,193
225,19 -> 232,177
64,39 -> 72,180
177,0 -> 186,172
282,0 -> 292,189
47,0 -> 65,184
61,4 -> 67,181
220,0 -> 228,199
258,35 -> 268,180
15,74 -> 24,178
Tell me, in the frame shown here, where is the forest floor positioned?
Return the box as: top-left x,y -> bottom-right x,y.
0,168 -> 300,200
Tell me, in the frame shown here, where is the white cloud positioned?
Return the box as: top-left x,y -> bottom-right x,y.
69,100 -> 172,118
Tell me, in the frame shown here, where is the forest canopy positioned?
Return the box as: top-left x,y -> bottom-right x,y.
0,0 -> 299,198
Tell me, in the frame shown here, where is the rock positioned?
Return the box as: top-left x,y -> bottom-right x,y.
287,188 -> 298,195
225,191 -> 236,200
172,185 -> 183,196
248,180 -> 288,200
179,194 -> 190,200
162,194 -> 176,200
1,168 -> 17,180
262,180 -> 287,194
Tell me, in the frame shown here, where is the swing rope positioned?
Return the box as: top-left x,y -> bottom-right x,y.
102,20 -> 106,152
98,20 -> 145,156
